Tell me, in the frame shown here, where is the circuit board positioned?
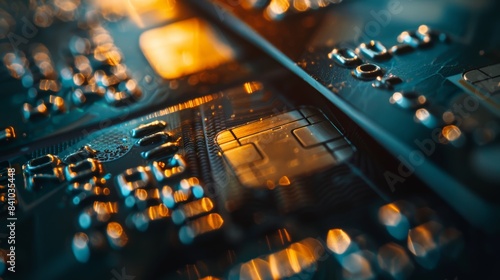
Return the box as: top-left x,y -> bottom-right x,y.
196,0 -> 500,230
0,0 -> 499,280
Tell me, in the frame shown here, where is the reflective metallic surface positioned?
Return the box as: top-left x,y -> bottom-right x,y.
140,18 -> 237,79
0,0 -> 499,279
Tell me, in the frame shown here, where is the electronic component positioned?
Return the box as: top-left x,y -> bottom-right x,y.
1,0 -> 499,279
217,108 -> 354,188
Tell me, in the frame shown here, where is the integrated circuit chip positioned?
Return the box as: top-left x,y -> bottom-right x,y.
216,108 -> 355,188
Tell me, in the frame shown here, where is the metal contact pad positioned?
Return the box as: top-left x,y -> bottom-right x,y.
216,108 -> 354,188
449,63 -> 500,115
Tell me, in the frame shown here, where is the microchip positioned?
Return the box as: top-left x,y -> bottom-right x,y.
450,63 -> 500,113
216,108 -> 355,188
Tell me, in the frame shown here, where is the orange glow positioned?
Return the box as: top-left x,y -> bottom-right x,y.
106,222 -> 128,247
407,222 -> 440,257
4,127 -> 15,139
415,108 -> 430,122
183,213 -> 224,241
240,258 -> 272,280
397,31 -> 410,43
278,176 -> 291,186
106,222 -> 124,239
93,0 -> 176,23
188,177 -> 200,186
173,189 -> 190,203
146,204 -> 170,220
418,25 -> 430,35
293,0 -> 311,12
326,229 -> 351,254
206,213 -> 224,230
266,0 -> 291,19
140,18 -> 236,79
288,241 -> 318,272
124,0 -> 178,28
134,188 -> 160,201
164,166 -> 185,178
182,197 -> 214,218
73,232 -> 89,249
418,95 -> 427,105
269,250 -> 293,278
37,103 -> 48,115
442,125 -> 461,141
243,81 -> 263,94
90,29 -> 114,47
49,95 -> 65,108
92,201 -> 118,222
152,94 -> 218,117
180,179 -> 190,190
92,0 -> 178,25
238,238 -> 322,279
135,189 -> 148,201
93,45 -> 122,65
279,228 -> 292,244
39,79 -> 60,92
378,203 -> 402,227
389,92 -> 403,104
